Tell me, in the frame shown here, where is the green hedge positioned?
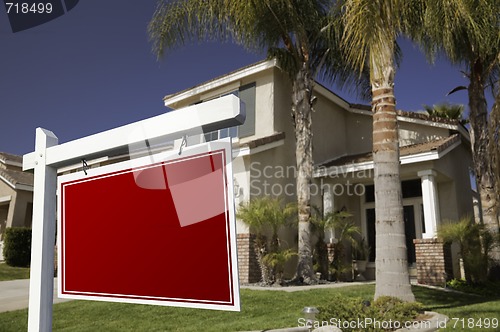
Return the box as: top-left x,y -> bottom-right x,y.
317,295 -> 423,332
3,227 -> 32,267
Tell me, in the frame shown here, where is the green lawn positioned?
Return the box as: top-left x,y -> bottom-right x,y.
0,284 -> 498,331
0,263 -> 30,281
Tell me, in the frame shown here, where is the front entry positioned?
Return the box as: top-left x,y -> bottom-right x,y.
365,204 -> 419,264
404,205 -> 416,264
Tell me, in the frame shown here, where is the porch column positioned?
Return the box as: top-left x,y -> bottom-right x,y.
418,170 -> 440,238
322,188 -> 334,243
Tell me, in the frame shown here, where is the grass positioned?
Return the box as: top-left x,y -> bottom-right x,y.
0,284 -> 498,331
0,263 -> 30,281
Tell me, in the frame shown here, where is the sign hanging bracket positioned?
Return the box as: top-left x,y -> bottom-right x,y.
82,159 -> 89,175
178,135 -> 188,155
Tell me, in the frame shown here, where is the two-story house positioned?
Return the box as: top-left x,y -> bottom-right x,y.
162,59 -> 473,284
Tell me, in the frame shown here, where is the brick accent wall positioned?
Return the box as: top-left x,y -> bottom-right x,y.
237,233 -> 261,284
414,238 -> 453,286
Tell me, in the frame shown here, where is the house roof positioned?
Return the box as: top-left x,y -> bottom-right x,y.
0,168 -> 34,188
0,152 -> 34,190
317,134 -> 461,170
0,152 -> 23,166
233,132 -> 286,158
245,132 -> 286,149
163,59 -> 277,108
164,59 -> 466,132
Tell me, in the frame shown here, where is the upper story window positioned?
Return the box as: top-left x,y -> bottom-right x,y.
202,83 -> 256,142
204,126 -> 238,142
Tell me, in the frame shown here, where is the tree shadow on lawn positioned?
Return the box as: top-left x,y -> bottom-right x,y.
413,285 -> 500,316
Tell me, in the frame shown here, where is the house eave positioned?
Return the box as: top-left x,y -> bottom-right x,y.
233,133 -> 285,158
313,139 -> 461,178
0,174 -> 33,192
163,59 -> 277,108
0,195 -> 12,204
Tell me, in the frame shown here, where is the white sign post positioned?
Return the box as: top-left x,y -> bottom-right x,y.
23,95 -> 244,332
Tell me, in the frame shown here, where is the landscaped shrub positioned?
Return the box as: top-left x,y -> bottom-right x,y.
318,294 -> 370,329
446,278 -> 500,297
3,227 -> 32,267
237,197 -> 297,285
438,216 -> 499,283
371,296 -> 423,325
318,294 -> 423,332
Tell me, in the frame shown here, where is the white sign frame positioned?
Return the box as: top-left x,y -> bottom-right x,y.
23,95 -> 243,332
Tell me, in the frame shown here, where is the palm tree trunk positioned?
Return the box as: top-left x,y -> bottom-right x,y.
490,83 -> 500,218
371,55 -> 415,302
469,60 -> 500,266
293,63 -> 315,283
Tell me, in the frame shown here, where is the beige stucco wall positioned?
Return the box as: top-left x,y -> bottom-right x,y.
434,144 -> 474,221
346,112 -> 372,156
0,183 -> 33,229
0,180 -> 15,198
398,120 -> 451,147
252,71 -> 275,139
6,190 -> 32,228
312,97 -> 348,163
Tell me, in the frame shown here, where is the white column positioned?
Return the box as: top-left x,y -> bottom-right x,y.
418,170 -> 440,239
28,128 -> 58,332
323,187 -> 335,243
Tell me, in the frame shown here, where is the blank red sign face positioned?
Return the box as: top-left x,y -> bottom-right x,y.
58,139 -> 240,311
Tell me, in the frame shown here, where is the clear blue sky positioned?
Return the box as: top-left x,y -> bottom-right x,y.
0,0 -> 479,156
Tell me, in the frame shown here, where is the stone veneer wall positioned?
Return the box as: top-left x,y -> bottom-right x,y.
414,238 -> 453,286
237,233 -> 261,284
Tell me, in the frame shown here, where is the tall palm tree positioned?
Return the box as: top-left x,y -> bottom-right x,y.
340,0 -> 418,301
148,0 -> 367,282
416,0 -> 500,269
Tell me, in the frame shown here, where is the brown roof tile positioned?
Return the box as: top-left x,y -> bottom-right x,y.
245,132 -> 286,149
0,152 -> 23,164
318,134 -> 461,168
0,168 -> 34,188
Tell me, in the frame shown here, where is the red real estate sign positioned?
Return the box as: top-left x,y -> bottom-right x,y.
57,139 -> 240,311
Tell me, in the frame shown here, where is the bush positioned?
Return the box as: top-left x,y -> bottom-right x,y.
318,294 -> 423,332
446,278 -> 500,297
438,216 -> 498,283
3,227 -> 32,267
371,296 -> 423,324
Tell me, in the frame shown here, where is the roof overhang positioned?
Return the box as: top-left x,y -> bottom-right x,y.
0,195 -> 12,204
163,59 -> 277,108
233,132 -> 285,158
0,173 -> 33,192
314,135 -> 462,178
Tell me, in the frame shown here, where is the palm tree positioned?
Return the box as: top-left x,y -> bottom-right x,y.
340,0 -> 418,301
489,78 -> 500,275
148,0 -> 367,282
236,197 -> 296,284
416,0 -> 500,271
423,103 -> 468,125
438,216 -> 499,283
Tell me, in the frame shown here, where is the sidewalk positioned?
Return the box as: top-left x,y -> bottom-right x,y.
0,278 -> 70,313
241,281 -> 375,292
0,280 -> 374,313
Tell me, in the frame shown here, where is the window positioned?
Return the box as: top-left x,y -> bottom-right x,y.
238,83 -> 255,138
365,179 -> 422,203
200,83 -> 256,142
204,126 -> 238,142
